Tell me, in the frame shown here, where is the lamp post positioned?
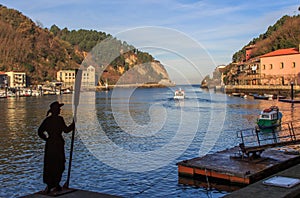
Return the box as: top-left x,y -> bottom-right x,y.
291,81 -> 294,101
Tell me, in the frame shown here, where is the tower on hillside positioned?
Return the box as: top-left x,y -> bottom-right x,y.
245,45 -> 255,61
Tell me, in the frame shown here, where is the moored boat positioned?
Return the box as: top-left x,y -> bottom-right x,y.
174,88 -> 185,100
253,94 -> 269,100
232,92 -> 242,97
0,92 -> 7,98
256,106 -> 282,132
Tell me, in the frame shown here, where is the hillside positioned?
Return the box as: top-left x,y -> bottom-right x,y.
0,5 -> 83,84
202,14 -> 300,87
0,5 -> 171,85
50,26 -> 170,85
232,15 -> 300,62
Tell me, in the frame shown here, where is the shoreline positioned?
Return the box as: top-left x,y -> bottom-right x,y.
95,83 -> 175,90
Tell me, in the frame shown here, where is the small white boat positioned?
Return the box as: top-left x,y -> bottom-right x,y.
174,88 -> 185,100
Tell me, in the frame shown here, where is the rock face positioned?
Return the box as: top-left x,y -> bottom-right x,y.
100,61 -> 172,85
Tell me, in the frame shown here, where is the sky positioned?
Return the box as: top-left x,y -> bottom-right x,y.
1,0 -> 299,84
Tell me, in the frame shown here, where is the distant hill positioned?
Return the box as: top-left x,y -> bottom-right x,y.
232,15 -> 300,62
0,5 -> 171,85
0,5 -> 83,84
49,26 -> 171,85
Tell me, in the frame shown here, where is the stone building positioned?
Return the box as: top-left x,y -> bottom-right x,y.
229,45 -> 300,86
260,47 -> 300,85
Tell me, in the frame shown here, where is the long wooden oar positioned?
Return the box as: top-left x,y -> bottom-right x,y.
64,69 -> 82,188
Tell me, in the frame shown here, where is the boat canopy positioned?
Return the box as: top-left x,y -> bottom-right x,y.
260,112 -> 279,120
259,106 -> 281,120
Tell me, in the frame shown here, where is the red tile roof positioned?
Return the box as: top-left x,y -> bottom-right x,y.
0,71 -> 6,75
260,48 -> 299,58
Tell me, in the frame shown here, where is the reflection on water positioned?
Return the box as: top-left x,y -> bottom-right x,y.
0,87 -> 299,197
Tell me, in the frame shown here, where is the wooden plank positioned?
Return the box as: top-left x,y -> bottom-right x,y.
178,165 -> 194,176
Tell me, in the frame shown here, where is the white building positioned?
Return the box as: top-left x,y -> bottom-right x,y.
57,70 -> 76,87
82,65 -> 96,87
5,71 -> 26,88
57,66 -> 96,88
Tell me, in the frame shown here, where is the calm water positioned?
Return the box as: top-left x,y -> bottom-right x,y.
0,85 -> 299,198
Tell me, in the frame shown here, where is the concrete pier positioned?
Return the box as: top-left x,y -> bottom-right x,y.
22,188 -> 121,198
224,164 -> 300,198
225,85 -> 300,96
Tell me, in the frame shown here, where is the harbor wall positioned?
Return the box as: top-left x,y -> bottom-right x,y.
224,85 -> 300,96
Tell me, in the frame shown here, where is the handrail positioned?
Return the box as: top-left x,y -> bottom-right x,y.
237,120 -> 300,157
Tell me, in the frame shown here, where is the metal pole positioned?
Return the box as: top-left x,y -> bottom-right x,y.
291,82 -> 294,101
64,69 -> 82,188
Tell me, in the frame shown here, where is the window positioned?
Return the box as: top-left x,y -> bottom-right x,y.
292,62 -> 296,68
263,65 -> 266,70
280,62 -> 284,69
270,64 -> 273,69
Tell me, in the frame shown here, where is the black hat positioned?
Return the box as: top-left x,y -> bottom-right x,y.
47,101 -> 64,116
50,101 -> 64,109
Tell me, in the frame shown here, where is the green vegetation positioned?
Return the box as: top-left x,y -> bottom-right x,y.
50,25 -> 112,52
0,5 -> 168,85
0,5 -> 83,84
232,15 -> 300,62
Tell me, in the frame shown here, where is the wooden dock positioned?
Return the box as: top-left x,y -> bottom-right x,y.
177,146 -> 300,186
178,121 -> 300,187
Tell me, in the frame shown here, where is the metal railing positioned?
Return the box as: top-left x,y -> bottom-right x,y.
237,120 -> 300,157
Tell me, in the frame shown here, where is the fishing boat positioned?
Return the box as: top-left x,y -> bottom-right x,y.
174,88 -> 185,100
256,106 -> 282,132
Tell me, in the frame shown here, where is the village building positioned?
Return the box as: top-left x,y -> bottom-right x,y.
57,69 -> 76,87
0,72 -> 8,89
236,57 -> 260,85
245,45 -> 256,61
213,65 -> 226,86
57,65 -> 96,88
5,71 -> 26,88
81,65 -> 96,87
259,47 -> 300,85
228,45 -> 300,87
